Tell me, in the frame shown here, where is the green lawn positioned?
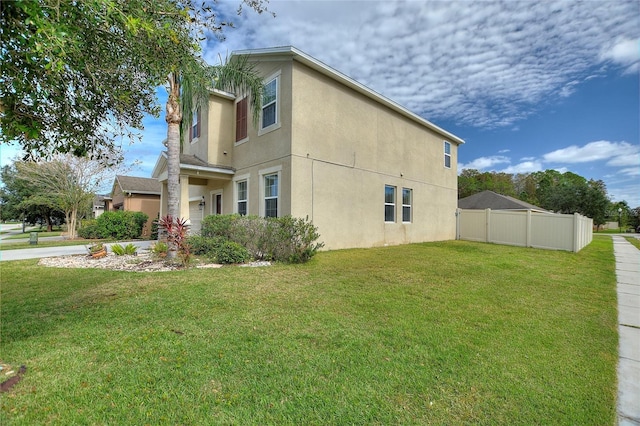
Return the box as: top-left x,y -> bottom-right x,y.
0,239 -> 110,251
2,231 -> 64,240
0,237 -> 618,425
625,236 -> 640,250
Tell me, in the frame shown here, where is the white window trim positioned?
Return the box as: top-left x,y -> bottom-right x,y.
384,185 -> 396,223
259,165 -> 282,217
258,70 -> 282,136
210,190 -> 223,215
233,173 -> 250,215
190,108 -> 201,144
444,141 -> 452,169
402,188 -> 412,223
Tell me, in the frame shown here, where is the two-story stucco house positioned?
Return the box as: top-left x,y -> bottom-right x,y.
152,46 -> 464,250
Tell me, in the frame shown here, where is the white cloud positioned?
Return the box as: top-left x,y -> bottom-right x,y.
501,161 -> 543,174
459,155 -> 510,170
600,37 -> 640,73
609,182 -> 640,206
205,1 -> 638,130
543,140 -> 640,166
618,167 -> 640,177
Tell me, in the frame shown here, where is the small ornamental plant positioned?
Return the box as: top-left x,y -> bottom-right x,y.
111,243 -> 138,256
86,242 -> 107,259
150,241 -> 169,258
158,215 -> 191,267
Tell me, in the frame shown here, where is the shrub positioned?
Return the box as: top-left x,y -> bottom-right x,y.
267,216 -> 324,263
78,211 -> 149,240
187,235 -> 224,255
200,214 -> 323,263
77,219 -> 100,239
200,214 -> 240,239
150,215 -> 160,240
211,240 -> 250,264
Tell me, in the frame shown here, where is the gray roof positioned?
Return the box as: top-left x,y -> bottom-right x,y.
115,175 -> 161,195
458,190 -> 548,212
180,154 -> 234,172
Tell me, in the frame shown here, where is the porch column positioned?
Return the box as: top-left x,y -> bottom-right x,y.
179,174 -> 190,221
160,182 -> 168,217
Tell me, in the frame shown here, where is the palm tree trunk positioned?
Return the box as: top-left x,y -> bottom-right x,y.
166,72 -> 182,220
165,73 -> 182,259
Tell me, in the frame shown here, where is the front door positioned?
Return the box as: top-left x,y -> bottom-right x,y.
211,192 -> 222,215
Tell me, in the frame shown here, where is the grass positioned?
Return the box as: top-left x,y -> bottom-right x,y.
0,237 -> 618,425
0,239 -> 109,251
2,231 -> 64,240
625,236 -> 640,250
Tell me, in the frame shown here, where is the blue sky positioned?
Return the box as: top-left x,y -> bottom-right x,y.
2,0 -> 638,206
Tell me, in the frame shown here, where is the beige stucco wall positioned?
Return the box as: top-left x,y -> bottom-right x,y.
170,53 -> 460,247
288,60 -> 459,249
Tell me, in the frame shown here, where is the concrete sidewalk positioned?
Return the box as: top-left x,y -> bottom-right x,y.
0,240 -> 154,261
613,236 -> 640,426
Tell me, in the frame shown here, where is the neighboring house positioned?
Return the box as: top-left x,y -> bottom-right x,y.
152,46 -> 465,250
92,195 -> 108,218
109,175 -> 161,237
458,190 -> 550,213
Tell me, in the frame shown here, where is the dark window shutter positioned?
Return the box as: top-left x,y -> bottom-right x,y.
236,98 -> 248,141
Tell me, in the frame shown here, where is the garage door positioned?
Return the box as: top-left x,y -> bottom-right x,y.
189,201 -> 204,234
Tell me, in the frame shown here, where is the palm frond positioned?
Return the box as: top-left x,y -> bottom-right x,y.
212,55 -> 264,126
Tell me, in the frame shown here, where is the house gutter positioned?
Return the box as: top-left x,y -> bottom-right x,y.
181,164 -> 235,175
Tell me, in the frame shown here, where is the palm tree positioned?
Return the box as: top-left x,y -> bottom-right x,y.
163,55 -> 263,256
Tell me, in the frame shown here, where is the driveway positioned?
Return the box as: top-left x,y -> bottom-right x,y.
0,240 -> 154,261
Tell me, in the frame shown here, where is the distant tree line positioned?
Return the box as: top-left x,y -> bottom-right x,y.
458,169 -> 638,230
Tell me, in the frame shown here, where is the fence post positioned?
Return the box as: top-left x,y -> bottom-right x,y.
573,213 -> 580,252
526,210 -> 532,248
485,208 -> 491,243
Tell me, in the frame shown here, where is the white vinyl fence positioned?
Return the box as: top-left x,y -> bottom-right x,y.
456,209 -> 593,252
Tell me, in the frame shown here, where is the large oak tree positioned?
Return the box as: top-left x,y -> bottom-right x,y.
2,0 -> 270,252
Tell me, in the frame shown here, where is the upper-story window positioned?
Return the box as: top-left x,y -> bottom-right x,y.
444,141 -> 451,168
261,77 -> 278,130
190,107 -> 201,142
236,97 -> 248,143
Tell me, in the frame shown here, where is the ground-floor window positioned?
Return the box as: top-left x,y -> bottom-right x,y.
385,185 -> 396,222
264,173 -> 278,218
402,188 -> 412,223
237,180 -> 248,216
